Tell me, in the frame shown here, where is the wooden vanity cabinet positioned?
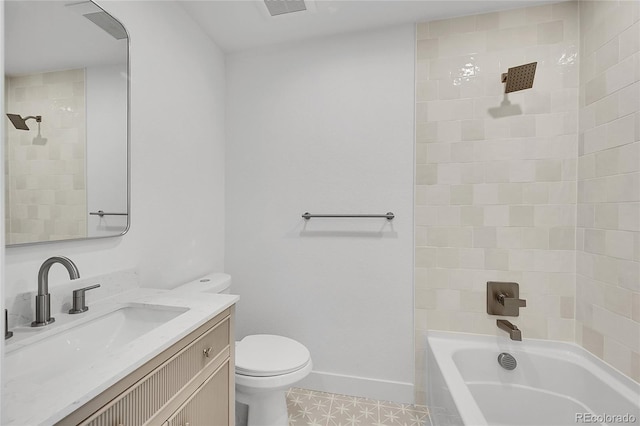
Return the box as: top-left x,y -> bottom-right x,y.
163,361 -> 230,426
57,307 -> 235,426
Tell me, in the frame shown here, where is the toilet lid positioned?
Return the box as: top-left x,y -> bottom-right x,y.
235,334 -> 311,377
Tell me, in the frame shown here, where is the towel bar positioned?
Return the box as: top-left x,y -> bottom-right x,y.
302,212 -> 394,220
89,210 -> 128,217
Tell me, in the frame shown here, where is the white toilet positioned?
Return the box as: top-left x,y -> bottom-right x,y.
171,273 -> 312,426
236,334 -> 312,425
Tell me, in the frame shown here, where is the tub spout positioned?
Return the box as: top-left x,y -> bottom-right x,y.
497,319 -> 522,341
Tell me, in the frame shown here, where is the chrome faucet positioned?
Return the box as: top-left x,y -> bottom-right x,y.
497,319 -> 522,341
32,256 -> 80,327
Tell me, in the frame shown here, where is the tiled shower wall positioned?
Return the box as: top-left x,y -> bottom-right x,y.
576,0 -> 639,381
414,2 -> 580,403
5,69 -> 87,244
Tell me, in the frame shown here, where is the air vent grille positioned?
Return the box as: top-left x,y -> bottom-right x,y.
264,0 -> 307,16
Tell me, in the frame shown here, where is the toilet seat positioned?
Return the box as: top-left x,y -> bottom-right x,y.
236,334 -> 311,377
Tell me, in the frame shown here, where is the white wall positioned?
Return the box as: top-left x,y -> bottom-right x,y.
86,63 -> 129,238
226,25 -> 415,402
4,0 -> 226,306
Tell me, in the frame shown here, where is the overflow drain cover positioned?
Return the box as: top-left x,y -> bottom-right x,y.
498,352 -> 517,370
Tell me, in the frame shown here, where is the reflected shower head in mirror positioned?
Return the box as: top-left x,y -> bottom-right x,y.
6,114 -> 47,144
501,62 -> 537,93
6,113 -> 42,131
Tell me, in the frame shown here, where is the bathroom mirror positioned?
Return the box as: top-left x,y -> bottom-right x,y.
4,0 -> 129,246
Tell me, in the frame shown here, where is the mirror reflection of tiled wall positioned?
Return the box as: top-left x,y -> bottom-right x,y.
5,68 -> 86,244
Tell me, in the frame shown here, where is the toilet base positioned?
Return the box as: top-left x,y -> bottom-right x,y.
235,401 -> 249,426
236,388 -> 288,426
234,357 -> 312,426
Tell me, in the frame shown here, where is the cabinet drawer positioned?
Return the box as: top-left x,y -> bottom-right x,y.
165,360 -> 230,426
80,316 -> 230,426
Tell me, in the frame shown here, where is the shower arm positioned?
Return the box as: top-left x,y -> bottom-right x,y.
23,116 -> 42,123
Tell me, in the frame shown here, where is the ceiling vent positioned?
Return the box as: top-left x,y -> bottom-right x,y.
264,0 -> 307,16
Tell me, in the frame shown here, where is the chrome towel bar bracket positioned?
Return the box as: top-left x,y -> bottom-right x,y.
302,212 -> 395,220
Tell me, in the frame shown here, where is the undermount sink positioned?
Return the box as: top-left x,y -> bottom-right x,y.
5,305 -> 187,383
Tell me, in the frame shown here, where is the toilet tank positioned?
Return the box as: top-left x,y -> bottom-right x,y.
171,273 -> 231,294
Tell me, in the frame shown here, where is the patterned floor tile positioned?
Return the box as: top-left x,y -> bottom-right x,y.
286,388 -> 431,426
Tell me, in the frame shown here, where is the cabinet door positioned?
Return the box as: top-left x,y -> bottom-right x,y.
166,360 -> 230,426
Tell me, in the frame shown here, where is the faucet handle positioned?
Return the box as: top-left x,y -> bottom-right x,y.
5,309 -> 13,340
69,284 -> 101,314
498,293 -> 527,309
487,281 -> 526,317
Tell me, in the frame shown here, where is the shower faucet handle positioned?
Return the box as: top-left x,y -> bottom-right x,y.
487,281 -> 526,317
498,293 -> 527,309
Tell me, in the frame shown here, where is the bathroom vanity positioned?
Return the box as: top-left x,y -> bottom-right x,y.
59,308 -> 233,426
3,288 -> 238,426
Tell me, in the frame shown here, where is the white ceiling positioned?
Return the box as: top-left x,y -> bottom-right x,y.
179,0 -> 560,53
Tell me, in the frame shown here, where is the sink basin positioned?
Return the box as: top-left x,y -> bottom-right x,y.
5,305 -> 187,383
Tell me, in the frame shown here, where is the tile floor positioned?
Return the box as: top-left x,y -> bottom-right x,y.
286,388 -> 431,426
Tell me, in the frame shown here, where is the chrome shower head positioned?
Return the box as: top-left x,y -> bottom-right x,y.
6,114 -> 41,131
501,62 -> 537,93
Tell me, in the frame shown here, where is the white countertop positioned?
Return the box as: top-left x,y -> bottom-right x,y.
2,288 -> 238,426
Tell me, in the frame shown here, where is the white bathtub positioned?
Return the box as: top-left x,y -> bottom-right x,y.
426,331 -> 640,426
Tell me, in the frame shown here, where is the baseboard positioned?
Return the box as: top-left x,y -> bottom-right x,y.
297,371 -> 415,405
